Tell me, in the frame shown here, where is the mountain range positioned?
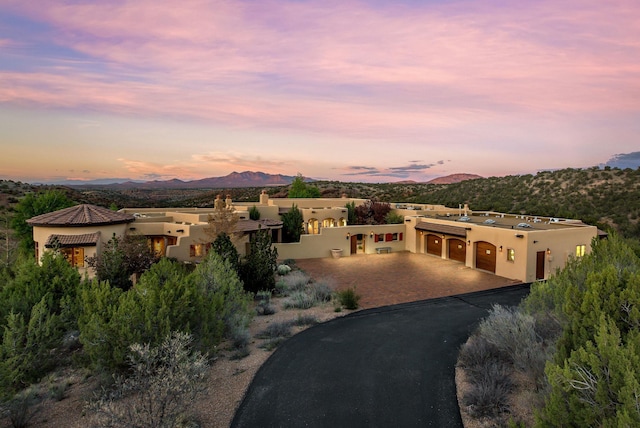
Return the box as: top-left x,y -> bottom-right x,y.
69,171 -> 482,189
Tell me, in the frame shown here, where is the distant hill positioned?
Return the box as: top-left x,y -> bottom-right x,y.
75,171 -> 297,189
426,173 -> 483,184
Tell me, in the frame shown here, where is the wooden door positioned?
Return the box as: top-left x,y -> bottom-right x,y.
448,239 -> 466,263
536,251 -> 545,280
475,241 -> 496,273
426,234 -> 442,256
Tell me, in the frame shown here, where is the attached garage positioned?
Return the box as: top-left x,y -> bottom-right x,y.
426,234 -> 442,256
448,238 -> 466,263
475,241 -> 496,273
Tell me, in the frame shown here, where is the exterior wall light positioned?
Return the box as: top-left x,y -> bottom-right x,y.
370,231 -> 374,238
467,240 -> 471,246
547,248 -> 551,255
499,246 -> 503,252
346,233 -> 351,240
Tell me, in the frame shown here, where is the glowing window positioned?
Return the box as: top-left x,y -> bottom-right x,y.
576,244 -> 586,257
507,248 -> 515,262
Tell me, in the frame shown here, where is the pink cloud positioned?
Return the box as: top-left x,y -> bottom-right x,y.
2,0 -> 640,145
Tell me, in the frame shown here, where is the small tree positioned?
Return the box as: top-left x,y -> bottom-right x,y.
354,200 -> 391,225
249,205 -> 260,220
345,201 -> 356,225
87,236 -> 130,290
204,195 -> 239,243
86,234 -> 157,290
288,174 -> 321,198
281,204 -> 304,243
211,232 -> 240,274
240,228 -> 278,293
385,211 -> 404,224
11,190 -> 74,255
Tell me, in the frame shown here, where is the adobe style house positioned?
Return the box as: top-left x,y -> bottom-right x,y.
29,192 -> 599,283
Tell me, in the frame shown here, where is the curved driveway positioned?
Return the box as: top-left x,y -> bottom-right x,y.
232,284 -> 530,428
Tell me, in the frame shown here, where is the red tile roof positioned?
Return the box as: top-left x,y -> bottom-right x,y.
45,232 -> 101,248
27,204 -> 135,227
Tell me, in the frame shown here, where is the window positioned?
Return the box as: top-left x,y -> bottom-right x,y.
60,247 -> 84,267
507,248 -> 515,262
190,243 -> 206,257
576,244 -> 586,258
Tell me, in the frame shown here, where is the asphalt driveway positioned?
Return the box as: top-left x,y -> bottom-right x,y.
232,284 -> 531,428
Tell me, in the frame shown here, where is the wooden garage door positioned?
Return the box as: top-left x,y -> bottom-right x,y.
426,234 -> 442,256
448,239 -> 466,263
475,241 -> 496,273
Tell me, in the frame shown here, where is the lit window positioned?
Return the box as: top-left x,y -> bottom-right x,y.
576,244 -> 586,257
60,247 -> 84,267
507,248 -> 515,262
190,244 -> 206,257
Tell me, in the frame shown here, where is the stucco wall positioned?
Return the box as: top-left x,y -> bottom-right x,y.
275,224 -> 407,260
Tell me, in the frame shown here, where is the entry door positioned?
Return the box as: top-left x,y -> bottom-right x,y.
350,235 -> 357,254
536,251 -> 545,280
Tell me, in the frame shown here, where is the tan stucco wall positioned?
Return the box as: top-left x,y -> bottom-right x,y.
275,224 -> 407,260
32,223 -> 130,276
412,216 -> 598,282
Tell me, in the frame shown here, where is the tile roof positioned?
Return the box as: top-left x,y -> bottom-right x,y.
415,222 -> 468,237
45,232 -> 100,248
27,204 -> 135,227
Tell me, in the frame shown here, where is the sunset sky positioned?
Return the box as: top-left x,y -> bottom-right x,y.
1,0 -> 639,184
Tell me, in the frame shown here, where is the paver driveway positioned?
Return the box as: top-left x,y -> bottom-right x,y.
295,252 -> 522,308
232,284 -> 531,427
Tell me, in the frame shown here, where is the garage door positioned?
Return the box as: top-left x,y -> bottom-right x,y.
426,234 -> 442,256
448,239 -> 466,263
475,241 -> 496,273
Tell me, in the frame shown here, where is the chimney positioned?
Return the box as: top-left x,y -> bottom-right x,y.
259,190 -> 269,205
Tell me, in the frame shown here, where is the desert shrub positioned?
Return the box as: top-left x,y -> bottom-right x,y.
457,335 -> 508,372
292,314 -> 318,327
257,321 -> 292,340
282,291 -> 316,309
229,326 -> 251,351
259,337 -> 288,351
277,264 -> 292,275
478,305 -> 542,372
282,259 -> 296,268
462,361 -> 514,418
282,271 -> 310,292
48,380 -> 69,402
255,302 -> 276,316
274,278 -> 289,296
1,387 -> 41,428
89,332 -> 208,428
309,279 -> 333,303
255,290 -> 275,315
336,287 -> 360,310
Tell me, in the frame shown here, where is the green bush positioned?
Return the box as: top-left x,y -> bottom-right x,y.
337,288 -> 360,310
